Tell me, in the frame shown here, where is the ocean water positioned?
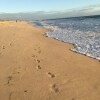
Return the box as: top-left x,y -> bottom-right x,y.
33,16 -> 100,61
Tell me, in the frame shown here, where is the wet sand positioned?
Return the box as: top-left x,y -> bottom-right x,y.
0,21 -> 100,100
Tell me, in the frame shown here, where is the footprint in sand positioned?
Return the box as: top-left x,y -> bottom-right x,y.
2,46 -> 5,49
50,84 -> 59,93
31,54 -> 41,69
10,43 -> 12,46
17,72 -> 20,74
36,59 -> 40,63
10,42 -> 13,46
47,72 -> 55,78
24,90 -> 28,93
36,65 -> 41,69
9,92 -> 13,100
7,76 -> 13,86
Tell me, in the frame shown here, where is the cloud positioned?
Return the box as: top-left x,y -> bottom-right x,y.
75,4 -> 100,15
0,4 -> 100,20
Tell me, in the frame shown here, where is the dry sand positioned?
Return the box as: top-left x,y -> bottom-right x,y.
0,21 -> 100,100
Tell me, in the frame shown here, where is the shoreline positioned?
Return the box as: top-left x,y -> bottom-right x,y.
42,28 -> 100,62
45,29 -> 100,61
35,19 -> 100,61
0,21 -> 100,100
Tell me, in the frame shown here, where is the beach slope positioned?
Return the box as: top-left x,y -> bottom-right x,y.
0,21 -> 100,100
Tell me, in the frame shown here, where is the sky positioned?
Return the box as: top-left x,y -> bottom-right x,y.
0,0 -> 100,13
0,0 -> 100,20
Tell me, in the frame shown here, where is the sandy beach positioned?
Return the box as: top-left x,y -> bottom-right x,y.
0,21 -> 100,100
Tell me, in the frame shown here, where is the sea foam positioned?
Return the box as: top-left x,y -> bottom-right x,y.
33,17 -> 100,61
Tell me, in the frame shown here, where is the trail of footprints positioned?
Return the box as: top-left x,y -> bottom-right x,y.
5,43 -> 59,100
32,54 -> 41,70
32,44 -> 59,93
0,44 -> 20,87
6,68 -> 21,86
